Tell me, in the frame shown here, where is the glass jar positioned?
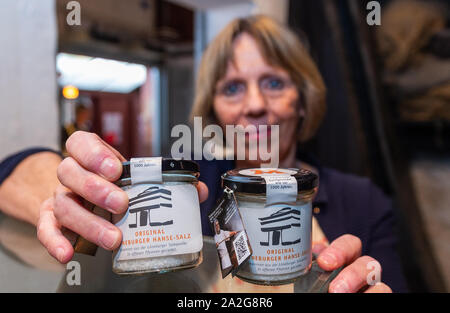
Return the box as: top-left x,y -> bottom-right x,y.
221,168 -> 318,285
112,158 -> 203,275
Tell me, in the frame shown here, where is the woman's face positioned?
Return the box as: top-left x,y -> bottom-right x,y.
215,221 -> 220,234
213,33 -> 302,166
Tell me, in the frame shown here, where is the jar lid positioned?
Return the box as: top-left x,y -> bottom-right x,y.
119,158 -> 199,181
222,168 -> 318,194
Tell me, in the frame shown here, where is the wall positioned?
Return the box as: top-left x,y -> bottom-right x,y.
203,0 -> 289,44
0,0 -> 59,160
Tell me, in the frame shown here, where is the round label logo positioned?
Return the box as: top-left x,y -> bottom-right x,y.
239,168 -> 297,177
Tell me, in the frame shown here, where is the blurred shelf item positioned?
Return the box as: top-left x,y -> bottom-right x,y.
428,29 -> 450,58
57,0 -> 194,64
397,120 -> 450,153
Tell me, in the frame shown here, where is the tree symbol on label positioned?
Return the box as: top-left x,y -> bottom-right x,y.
128,186 -> 173,228
258,207 -> 301,246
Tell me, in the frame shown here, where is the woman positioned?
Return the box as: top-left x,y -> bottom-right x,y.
37,16 -> 407,292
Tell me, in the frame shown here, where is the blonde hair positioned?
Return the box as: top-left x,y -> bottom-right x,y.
191,15 -> 326,142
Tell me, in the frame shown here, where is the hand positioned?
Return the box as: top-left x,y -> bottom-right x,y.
314,234 -> 392,293
37,131 -> 209,264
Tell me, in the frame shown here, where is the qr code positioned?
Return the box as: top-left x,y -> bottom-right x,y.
233,231 -> 251,265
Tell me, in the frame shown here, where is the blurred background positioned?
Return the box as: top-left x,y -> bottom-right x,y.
0,0 -> 449,292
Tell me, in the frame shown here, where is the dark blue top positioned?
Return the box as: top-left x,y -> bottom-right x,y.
197,158 -> 409,293
0,148 -> 61,186
0,148 -> 408,292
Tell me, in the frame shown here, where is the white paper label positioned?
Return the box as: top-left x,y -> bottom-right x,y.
237,168 -> 298,206
239,202 -> 312,275
262,175 -> 298,206
130,157 -> 162,184
114,183 -> 203,261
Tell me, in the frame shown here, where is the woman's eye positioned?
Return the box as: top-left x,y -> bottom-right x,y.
222,82 -> 244,96
262,77 -> 284,90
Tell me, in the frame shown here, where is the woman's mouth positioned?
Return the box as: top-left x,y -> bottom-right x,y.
245,126 -> 272,141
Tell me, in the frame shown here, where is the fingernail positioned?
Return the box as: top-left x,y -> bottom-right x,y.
100,158 -> 120,180
332,280 -> 350,293
56,247 -> 66,263
105,190 -> 128,213
319,252 -> 337,267
100,229 -> 120,249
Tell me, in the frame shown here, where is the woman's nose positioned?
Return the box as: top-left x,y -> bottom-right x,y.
244,84 -> 267,117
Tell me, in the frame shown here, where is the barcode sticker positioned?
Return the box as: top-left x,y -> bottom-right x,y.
233,231 -> 251,265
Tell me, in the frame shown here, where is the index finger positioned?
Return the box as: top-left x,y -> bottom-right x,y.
66,131 -> 125,181
317,234 -> 362,271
